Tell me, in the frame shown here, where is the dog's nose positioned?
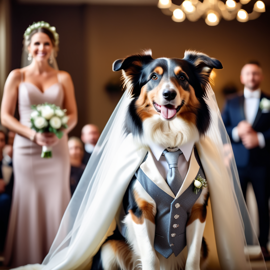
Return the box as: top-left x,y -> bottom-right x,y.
163,90 -> 177,101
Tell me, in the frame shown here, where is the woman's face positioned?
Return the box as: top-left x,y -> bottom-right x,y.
28,32 -> 54,63
68,140 -> 84,162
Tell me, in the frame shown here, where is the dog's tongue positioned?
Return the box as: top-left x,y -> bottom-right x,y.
161,105 -> 176,119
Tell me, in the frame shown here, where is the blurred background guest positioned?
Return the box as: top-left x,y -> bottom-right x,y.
0,126 -> 13,253
222,61 -> 270,259
0,21 -> 77,267
68,137 -> 85,195
7,131 -> 15,146
3,144 -> 13,167
2,131 -> 15,168
81,124 -> 100,165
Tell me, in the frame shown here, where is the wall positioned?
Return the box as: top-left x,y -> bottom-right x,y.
10,2 -> 88,135
10,3 -> 270,134
0,0 -> 11,100
85,5 -> 270,130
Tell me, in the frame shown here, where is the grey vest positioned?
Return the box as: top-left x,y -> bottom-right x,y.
119,151 -> 206,259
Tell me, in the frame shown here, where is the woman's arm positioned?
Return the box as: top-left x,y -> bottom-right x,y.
1,69 -> 36,140
59,71 -> 78,134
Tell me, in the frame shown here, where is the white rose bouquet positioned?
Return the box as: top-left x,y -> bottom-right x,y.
30,103 -> 68,158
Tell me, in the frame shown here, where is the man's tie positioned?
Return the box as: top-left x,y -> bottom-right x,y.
163,149 -> 183,195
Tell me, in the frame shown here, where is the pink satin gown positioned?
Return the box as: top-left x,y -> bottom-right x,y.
4,77 -> 71,267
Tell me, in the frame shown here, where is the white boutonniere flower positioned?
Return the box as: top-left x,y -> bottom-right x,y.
193,174 -> 207,194
260,98 -> 270,112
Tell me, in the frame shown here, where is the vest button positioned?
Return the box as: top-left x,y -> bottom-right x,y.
171,233 -> 176,237
175,203 -> 180,208
173,224 -> 179,228
174,214 -> 179,219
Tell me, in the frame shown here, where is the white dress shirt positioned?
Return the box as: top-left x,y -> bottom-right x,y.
232,88 -> 265,148
148,140 -> 195,181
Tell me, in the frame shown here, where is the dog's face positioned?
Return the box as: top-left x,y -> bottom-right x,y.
132,58 -> 205,122
113,51 -> 222,147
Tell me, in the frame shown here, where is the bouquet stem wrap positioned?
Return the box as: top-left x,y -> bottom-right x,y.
41,146 -> 53,158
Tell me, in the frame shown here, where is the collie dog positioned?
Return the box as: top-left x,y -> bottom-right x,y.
92,50 -> 222,270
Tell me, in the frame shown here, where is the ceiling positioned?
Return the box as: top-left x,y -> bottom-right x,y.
18,0 -> 158,5
17,0 -> 270,6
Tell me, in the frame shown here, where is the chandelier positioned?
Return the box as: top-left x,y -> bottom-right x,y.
158,0 -> 266,25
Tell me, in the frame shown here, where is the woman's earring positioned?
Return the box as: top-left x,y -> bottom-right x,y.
28,53 -> 32,61
49,53 -> 54,64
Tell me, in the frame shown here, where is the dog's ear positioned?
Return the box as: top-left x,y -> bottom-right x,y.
183,50 -> 222,71
112,50 -> 153,96
183,51 -> 222,89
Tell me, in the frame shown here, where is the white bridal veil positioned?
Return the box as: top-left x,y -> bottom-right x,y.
14,69 -> 266,270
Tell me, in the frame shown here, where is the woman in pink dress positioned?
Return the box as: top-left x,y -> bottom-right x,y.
1,21 -> 77,267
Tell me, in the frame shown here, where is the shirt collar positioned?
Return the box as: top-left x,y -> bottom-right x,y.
148,140 -> 195,162
244,88 -> 261,99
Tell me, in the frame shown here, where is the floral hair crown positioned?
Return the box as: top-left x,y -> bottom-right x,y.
24,21 -> 59,45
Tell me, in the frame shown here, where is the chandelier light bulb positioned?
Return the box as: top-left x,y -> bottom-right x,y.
237,9 -> 249,22
182,1 -> 191,9
158,0 -> 172,9
254,0 -> 266,12
238,10 -> 247,19
205,11 -> 220,25
172,8 -> 186,22
161,0 -> 169,5
226,0 -> 236,10
157,0 -> 263,25
256,1 -> 265,9
174,9 -> 184,19
240,0 -> 251,4
208,13 -> 218,22
182,1 -> 196,13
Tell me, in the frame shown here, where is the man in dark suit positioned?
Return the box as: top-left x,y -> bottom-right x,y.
222,61 -> 270,258
81,124 -> 100,165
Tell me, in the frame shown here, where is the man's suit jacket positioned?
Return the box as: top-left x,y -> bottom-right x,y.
82,150 -> 91,166
222,92 -> 270,167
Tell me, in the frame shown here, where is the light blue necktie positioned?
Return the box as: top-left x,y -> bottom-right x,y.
163,149 -> 183,195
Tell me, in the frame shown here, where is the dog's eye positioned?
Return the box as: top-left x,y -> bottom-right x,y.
179,75 -> 185,81
151,74 -> 158,81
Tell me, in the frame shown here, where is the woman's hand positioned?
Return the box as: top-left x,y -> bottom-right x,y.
34,132 -> 59,147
